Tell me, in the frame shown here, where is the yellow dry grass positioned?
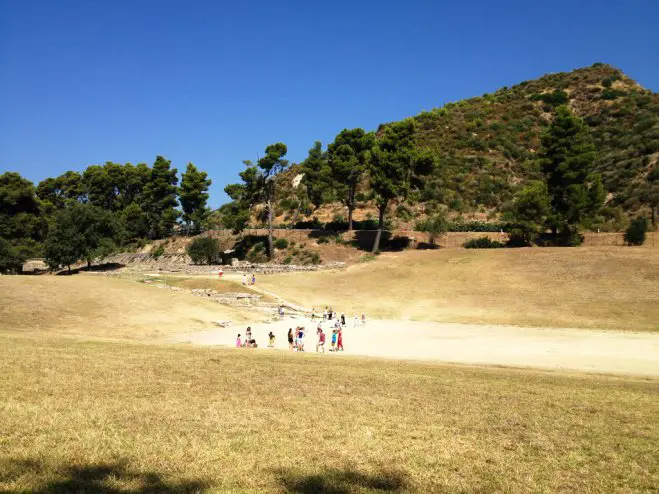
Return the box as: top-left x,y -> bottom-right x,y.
1,336 -> 657,493
258,247 -> 659,331
0,275 -> 252,340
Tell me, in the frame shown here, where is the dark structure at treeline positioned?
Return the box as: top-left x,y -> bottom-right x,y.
1,63 -> 658,271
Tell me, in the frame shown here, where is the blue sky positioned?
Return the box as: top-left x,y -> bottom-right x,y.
2,0 -> 658,207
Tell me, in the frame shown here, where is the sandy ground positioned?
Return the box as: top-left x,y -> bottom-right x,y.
172,316 -> 659,377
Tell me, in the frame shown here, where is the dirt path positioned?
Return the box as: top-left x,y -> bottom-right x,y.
172,317 -> 659,377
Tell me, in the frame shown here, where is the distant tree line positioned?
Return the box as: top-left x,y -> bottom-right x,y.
0,158 -> 211,273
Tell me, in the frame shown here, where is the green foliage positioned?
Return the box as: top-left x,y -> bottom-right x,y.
186,237 -> 220,265
464,237 -> 505,249
274,238 -> 289,249
179,163 -> 212,229
624,216 -> 648,246
152,245 -> 165,258
530,90 -> 569,107
301,141 -> 332,209
44,203 -> 121,270
143,156 -> 179,239
539,106 -> 604,237
504,181 -> 551,246
327,128 -> 375,229
0,238 -> 25,274
370,120 -> 433,252
416,210 -> 448,246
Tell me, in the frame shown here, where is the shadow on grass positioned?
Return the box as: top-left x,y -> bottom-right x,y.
275,467 -> 407,494
55,262 -> 126,275
1,459 -> 209,493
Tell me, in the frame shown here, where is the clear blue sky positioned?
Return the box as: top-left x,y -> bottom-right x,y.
2,0 -> 658,207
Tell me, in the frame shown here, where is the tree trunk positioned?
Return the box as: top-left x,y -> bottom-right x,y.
67,265 -> 71,274
652,205 -> 656,228
347,186 -> 356,231
267,198 -> 274,259
372,203 -> 386,253
87,259 -> 92,271
348,207 -> 353,231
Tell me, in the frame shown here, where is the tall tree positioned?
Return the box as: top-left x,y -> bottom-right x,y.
300,141 -> 332,209
179,163 -> 212,232
143,156 -> 179,239
327,129 -> 374,230
640,165 -> 659,227
505,181 -> 552,246
225,143 -> 288,258
539,105 -> 605,242
37,171 -> 84,210
369,120 -> 432,253
44,203 -> 120,271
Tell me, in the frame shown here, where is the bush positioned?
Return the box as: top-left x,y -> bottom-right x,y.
152,245 -> 165,258
282,256 -> 293,265
464,237 -> 505,249
624,216 -> 648,246
274,238 -> 289,249
186,237 -> 220,265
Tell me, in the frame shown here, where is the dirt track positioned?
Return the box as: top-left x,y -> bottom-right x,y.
173,317 -> 659,377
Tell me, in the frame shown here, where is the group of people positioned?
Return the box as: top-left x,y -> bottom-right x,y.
242,273 -> 256,286
236,304 -> 365,354
236,327 -> 257,348
311,306 -> 366,328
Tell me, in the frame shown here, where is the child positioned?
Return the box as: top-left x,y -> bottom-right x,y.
316,328 -> 326,353
245,327 -> 252,342
330,329 -> 337,351
236,334 -> 242,348
268,331 -> 275,347
297,327 -> 305,352
337,328 -> 344,351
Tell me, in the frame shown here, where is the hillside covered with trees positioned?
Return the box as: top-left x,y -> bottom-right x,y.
220,64 -> 658,237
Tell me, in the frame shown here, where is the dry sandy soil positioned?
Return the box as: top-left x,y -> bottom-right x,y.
174,317 -> 659,377
255,247 -> 659,331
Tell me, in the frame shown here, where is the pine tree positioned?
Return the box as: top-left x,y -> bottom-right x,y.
539,105 -> 605,243
301,141 -> 332,209
179,163 -> 212,232
327,129 -> 374,230
143,156 -> 179,238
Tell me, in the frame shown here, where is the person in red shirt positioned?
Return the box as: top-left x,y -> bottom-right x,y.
316,328 -> 326,353
337,328 -> 344,351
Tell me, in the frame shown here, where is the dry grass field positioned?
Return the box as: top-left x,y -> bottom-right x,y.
258,247 -> 659,331
0,275 -> 252,340
1,336 -> 657,493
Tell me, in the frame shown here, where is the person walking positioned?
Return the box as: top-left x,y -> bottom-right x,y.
361,313 -> 366,326
353,315 -> 358,328
288,328 -> 294,351
268,331 -> 275,348
337,327 -> 344,352
251,273 -> 256,285
316,328 -> 326,353
242,273 -> 247,285
341,313 -> 346,326
218,267 -> 224,279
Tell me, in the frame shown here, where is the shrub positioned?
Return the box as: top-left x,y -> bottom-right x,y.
152,245 -> 165,258
274,238 -> 289,249
624,216 -> 648,246
464,237 -> 505,249
283,256 -> 293,265
186,237 -> 220,265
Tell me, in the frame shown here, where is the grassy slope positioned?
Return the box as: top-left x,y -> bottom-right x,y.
0,275 -> 252,340
1,336 -> 657,493
258,247 -> 659,331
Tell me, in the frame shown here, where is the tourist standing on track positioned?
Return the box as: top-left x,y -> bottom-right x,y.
236,334 -> 242,348
242,274 -> 247,285
341,313 -> 346,326
316,327 -> 326,353
251,274 -> 256,285
353,315 -> 358,327
337,327 -> 344,351
361,314 -> 366,326
288,328 -> 294,351
268,331 -> 275,347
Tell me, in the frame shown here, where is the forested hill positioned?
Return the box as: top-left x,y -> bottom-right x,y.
399,63 -> 658,215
